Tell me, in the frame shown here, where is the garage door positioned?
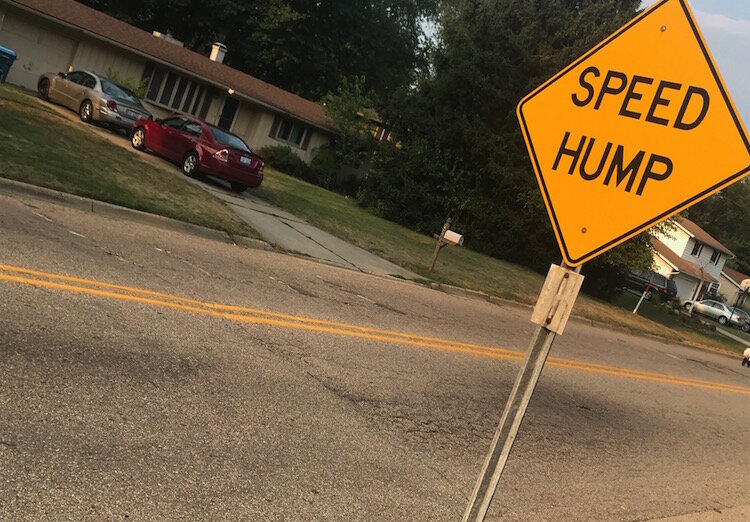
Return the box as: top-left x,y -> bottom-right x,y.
0,13 -> 76,90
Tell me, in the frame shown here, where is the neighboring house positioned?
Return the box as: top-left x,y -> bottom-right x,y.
718,266 -> 750,306
651,216 -> 733,302
0,0 -> 337,164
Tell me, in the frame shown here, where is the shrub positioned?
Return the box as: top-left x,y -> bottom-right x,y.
105,69 -> 149,99
257,145 -> 311,181
309,146 -> 337,189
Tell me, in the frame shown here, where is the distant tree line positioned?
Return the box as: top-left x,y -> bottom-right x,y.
79,0 -> 438,100
687,179 -> 750,275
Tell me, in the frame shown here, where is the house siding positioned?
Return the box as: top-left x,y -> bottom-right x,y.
652,256 -> 675,278
0,7 -> 76,89
718,272 -> 745,304
654,227 -> 690,258
251,110 -> 331,163
71,39 -> 145,82
683,238 -> 725,281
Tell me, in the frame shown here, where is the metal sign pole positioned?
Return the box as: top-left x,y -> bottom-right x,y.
462,263 -> 583,522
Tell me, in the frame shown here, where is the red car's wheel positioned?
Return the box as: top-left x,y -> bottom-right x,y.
182,151 -> 199,177
131,127 -> 146,150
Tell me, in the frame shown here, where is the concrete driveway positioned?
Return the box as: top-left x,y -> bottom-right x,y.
32,92 -> 419,279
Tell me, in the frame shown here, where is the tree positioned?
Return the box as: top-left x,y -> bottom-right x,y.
686,179 -> 750,273
361,0 -> 651,295
79,0 -> 439,101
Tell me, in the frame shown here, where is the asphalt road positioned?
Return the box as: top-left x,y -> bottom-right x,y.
1,193 -> 749,521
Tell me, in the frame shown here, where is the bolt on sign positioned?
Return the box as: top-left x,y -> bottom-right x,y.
517,0 -> 750,267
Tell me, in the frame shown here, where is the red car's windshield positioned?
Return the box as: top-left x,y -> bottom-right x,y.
209,127 -> 251,152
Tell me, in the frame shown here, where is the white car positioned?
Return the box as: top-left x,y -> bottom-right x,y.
684,299 -> 750,331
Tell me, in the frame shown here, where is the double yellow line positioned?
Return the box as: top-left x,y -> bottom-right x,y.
1,264 -> 748,395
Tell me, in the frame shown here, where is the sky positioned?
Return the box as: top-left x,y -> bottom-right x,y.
642,0 -> 750,128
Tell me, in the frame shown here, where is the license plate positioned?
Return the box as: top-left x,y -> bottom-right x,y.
240,156 -> 252,166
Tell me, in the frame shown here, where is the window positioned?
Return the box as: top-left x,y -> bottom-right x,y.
65,71 -> 86,84
708,282 -> 720,295
80,74 -> 96,89
171,78 -> 188,109
146,68 -> 165,101
276,119 -> 306,146
162,117 -> 186,130
191,86 -> 205,115
159,73 -> 177,105
183,121 -> 202,138
182,83 -> 198,112
101,80 -> 139,103
209,127 -> 250,152
710,249 -> 721,265
145,67 -> 207,116
690,241 -> 703,256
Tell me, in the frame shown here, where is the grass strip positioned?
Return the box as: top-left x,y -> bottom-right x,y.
0,85 -> 258,238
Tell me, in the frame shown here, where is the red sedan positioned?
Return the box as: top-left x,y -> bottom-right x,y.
130,115 -> 264,192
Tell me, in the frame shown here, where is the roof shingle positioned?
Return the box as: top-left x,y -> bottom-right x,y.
722,266 -> 750,287
675,216 -> 732,256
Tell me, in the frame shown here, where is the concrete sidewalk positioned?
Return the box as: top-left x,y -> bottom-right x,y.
186,177 -> 419,279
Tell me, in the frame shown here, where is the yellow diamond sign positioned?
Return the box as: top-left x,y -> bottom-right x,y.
517,0 -> 750,267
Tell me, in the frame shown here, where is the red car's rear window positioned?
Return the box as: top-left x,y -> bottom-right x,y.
209,127 -> 251,152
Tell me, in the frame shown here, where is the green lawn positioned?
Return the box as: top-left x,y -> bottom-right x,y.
255,169 -> 545,303
0,85 -> 257,238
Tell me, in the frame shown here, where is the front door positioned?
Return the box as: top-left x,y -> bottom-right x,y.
217,97 -> 239,131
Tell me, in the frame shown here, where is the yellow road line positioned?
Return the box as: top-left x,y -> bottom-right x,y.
1,267 -> 748,396
0,264 -> 520,356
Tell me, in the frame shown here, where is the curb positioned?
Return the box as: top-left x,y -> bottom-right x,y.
431,282 -> 491,302
230,233 -> 275,252
0,176 -> 273,252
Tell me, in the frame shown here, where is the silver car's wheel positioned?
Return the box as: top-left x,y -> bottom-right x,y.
182,152 -> 199,177
718,316 -> 728,325
131,128 -> 146,150
80,100 -> 93,123
38,79 -> 50,100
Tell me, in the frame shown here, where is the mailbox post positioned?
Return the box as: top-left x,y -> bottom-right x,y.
429,218 -> 464,271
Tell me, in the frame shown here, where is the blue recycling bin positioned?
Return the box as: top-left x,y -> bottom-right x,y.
0,45 -> 17,84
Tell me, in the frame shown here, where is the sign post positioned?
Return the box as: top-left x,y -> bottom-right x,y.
463,0 -> 750,520
463,264 -> 584,521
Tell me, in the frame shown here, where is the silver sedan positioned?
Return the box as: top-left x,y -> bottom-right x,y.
684,299 -> 748,330
36,70 -> 151,132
